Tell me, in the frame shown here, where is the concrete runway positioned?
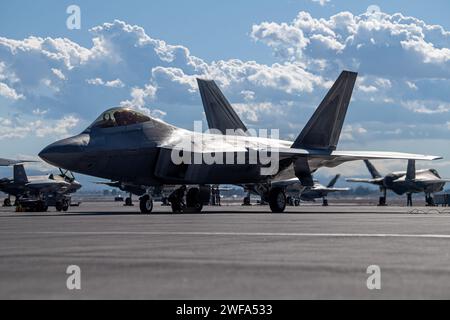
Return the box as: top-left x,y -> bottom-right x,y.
1,202 -> 450,299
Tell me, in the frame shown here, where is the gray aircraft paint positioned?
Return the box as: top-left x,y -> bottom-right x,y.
347,160 -> 450,196
0,159 -> 81,198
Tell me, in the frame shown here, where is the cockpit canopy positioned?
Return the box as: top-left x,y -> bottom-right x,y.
88,107 -> 151,130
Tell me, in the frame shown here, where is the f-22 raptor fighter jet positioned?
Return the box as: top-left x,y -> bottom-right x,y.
297,174 -> 350,206
347,160 -> 450,206
39,71 -> 441,213
0,158 -> 81,211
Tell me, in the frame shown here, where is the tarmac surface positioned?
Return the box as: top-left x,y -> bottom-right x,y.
1,201 -> 450,299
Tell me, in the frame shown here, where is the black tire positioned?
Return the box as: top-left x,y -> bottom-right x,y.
269,187 -> 286,213
186,188 -> 203,213
171,202 -> 182,213
55,202 -> 63,212
36,200 -> 48,212
3,198 -> 11,207
139,195 -> 153,213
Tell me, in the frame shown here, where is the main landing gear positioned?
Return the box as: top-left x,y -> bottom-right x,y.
125,193 -> 134,206
55,199 -> 69,212
3,197 -> 12,207
268,187 -> 286,213
425,193 -> 435,206
168,186 -> 205,213
378,188 -> 387,206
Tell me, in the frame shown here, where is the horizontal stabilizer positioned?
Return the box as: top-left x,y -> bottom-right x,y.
0,158 -> 37,166
346,178 -> 383,184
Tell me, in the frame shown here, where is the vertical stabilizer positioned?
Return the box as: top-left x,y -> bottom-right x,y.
406,160 -> 416,181
292,71 -> 357,150
197,78 -> 248,135
13,164 -> 28,184
327,174 -> 341,188
364,160 -> 382,179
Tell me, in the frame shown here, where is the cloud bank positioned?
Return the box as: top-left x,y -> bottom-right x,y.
0,9 -> 449,144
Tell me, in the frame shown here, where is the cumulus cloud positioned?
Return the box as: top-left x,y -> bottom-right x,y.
0,114 -> 79,140
0,11 -> 450,144
0,82 -> 24,100
86,78 -> 125,88
311,0 -> 330,6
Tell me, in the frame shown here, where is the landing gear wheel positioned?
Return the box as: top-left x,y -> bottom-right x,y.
139,195 -> 153,214
168,186 -> 186,213
62,201 -> 69,212
170,202 -> 182,213
269,187 -> 286,213
125,197 -> 133,206
3,198 -> 11,207
186,188 -> 203,213
36,200 -> 48,212
55,202 -> 63,212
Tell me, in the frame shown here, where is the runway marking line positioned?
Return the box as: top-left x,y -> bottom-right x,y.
4,231 -> 450,239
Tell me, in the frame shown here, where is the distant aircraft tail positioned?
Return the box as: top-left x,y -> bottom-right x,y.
364,160 -> 382,179
197,78 -> 248,135
406,160 -> 416,181
327,174 -> 341,188
291,71 -> 357,150
13,164 -> 28,184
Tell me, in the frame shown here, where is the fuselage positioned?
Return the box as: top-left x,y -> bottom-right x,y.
39,117 -> 298,186
38,107 -> 442,190
383,169 -> 445,195
0,174 -> 81,197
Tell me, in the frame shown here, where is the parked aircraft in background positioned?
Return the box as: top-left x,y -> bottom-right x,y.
39,71 -> 441,213
346,160 -> 450,206
297,174 -> 350,206
0,158 -> 81,211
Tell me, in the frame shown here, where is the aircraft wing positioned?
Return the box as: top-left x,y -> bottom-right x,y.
94,181 -> 121,187
0,158 -> 38,166
329,151 -> 441,161
94,181 -> 146,196
256,148 -> 441,163
418,179 -> 450,185
318,187 -> 350,192
346,178 -> 383,184
272,178 -> 301,187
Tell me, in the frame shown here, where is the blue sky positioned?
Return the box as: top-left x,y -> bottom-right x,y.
1,0 -> 450,183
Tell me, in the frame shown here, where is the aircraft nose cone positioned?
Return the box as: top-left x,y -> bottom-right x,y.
72,180 -> 82,190
39,135 -> 87,169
